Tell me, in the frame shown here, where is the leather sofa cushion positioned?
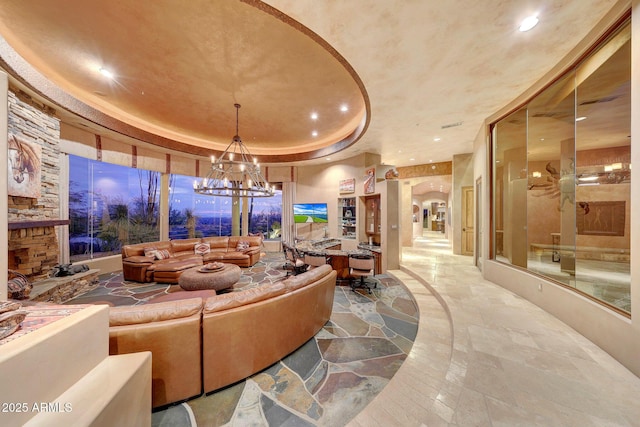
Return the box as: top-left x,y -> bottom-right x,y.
149,289 -> 218,303
283,264 -> 333,292
201,236 -> 230,249
203,283 -> 286,314
124,255 -> 155,264
153,259 -> 202,273
109,297 -> 203,326
220,251 -> 250,260
171,238 -> 201,254
228,236 -> 262,248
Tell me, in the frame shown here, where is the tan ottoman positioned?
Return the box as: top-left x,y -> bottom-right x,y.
178,264 -> 241,291
152,258 -> 203,283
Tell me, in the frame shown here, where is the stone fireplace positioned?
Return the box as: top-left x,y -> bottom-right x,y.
8,220 -> 63,281
7,90 -> 62,281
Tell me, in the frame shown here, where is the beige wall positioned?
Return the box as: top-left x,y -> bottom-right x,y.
478,0 -> 639,376
295,154 -> 373,248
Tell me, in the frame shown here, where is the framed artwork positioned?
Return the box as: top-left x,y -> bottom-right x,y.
7,134 -> 42,198
576,201 -> 625,236
339,178 -> 355,193
364,167 -> 375,194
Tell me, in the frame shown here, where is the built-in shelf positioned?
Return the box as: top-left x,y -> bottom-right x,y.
364,195 -> 381,244
338,197 -> 356,239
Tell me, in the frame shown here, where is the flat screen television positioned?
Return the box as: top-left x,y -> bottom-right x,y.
293,203 -> 328,223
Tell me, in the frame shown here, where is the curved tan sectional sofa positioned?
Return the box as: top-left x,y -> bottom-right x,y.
121,236 -> 263,283
108,264 -> 337,408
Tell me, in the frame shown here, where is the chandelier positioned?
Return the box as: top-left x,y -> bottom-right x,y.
193,104 -> 274,198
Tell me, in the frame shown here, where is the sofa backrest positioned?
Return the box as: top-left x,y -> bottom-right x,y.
201,236 -> 230,249
228,235 -> 262,249
203,283 -> 286,314
108,297 -> 203,326
281,264 -> 333,292
170,238 -> 202,257
122,241 -> 171,258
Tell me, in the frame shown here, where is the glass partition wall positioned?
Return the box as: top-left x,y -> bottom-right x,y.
492,19 -> 631,314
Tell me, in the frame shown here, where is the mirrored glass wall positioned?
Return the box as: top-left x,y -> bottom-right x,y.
492,19 -> 631,314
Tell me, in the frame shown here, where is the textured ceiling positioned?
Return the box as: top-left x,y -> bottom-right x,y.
0,0 -> 623,175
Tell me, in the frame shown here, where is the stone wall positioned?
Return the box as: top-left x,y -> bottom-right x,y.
7,90 -> 61,279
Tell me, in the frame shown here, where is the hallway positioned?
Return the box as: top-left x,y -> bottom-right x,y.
349,231 -> 640,426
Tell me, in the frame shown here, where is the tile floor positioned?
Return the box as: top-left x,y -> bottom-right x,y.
348,231 -> 640,426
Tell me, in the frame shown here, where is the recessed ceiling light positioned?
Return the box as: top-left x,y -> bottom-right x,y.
99,67 -> 114,79
410,158 -> 415,161
310,112 -> 318,120
433,137 -> 441,142
326,157 -> 331,161
519,15 -> 539,32
311,131 -> 318,137
340,104 -> 349,112
576,116 -> 587,122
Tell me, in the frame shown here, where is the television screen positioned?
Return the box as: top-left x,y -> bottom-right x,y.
293,203 -> 328,223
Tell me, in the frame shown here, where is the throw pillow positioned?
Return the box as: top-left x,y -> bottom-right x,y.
155,249 -> 172,260
143,247 -> 158,259
194,242 -> 211,255
8,275 -> 32,300
236,241 -> 250,251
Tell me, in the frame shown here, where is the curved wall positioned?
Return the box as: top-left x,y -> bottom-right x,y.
477,0 -> 640,377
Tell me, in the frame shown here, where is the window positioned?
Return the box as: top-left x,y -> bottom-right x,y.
69,155 -> 160,261
492,19 -> 631,314
169,174 -> 282,239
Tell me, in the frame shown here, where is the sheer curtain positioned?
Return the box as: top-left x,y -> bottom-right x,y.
281,181 -> 296,245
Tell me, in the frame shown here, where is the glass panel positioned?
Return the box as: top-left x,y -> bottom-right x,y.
69,156 -> 160,261
574,22 -> 631,313
169,174 -> 282,239
491,19 -> 631,314
245,190 -> 282,239
526,71 -> 576,286
493,107 -> 527,267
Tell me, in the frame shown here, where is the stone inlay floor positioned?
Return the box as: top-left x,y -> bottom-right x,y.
64,253 -> 419,426
154,275 -> 417,426
65,253 -> 293,306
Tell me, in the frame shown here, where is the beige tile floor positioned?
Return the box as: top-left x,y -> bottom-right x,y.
348,231 -> 640,427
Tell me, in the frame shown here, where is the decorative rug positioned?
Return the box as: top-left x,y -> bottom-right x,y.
64,253 -> 419,426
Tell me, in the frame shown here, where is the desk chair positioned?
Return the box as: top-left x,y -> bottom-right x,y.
283,243 -> 306,275
304,252 -> 330,271
348,253 -> 376,293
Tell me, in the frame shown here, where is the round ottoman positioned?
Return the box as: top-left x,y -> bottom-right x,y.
178,264 -> 241,291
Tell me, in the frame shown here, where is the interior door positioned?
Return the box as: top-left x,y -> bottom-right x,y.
462,186 -> 474,255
